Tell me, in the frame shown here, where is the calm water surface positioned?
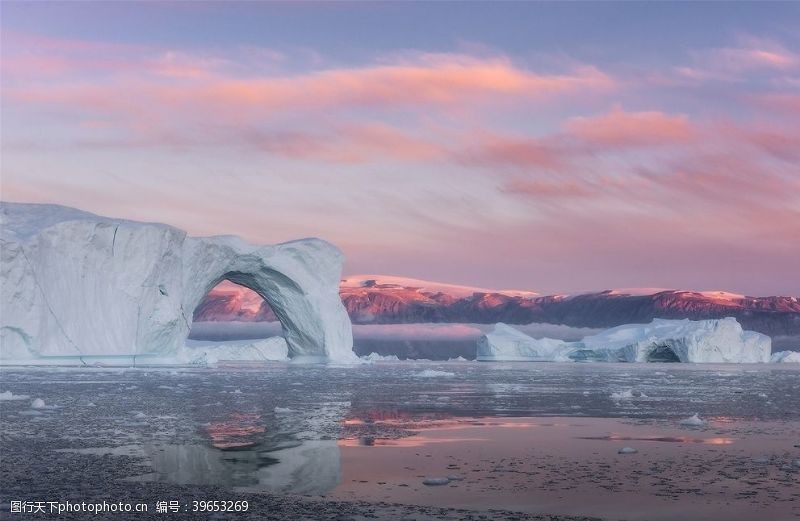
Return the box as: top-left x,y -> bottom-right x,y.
2,361 -> 799,520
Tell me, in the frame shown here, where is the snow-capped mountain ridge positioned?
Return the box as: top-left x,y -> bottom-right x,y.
196,275 -> 800,337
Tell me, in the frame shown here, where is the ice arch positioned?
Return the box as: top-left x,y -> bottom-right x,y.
182,235 -> 354,361
0,203 -> 354,362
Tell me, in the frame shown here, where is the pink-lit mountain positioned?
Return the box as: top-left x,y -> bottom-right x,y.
193,276 -> 800,337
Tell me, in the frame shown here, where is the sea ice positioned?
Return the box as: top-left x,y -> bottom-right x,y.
0,391 -> 30,401
414,370 -> 456,378
618,447 -> 638,454
679,413 -> 706,426
610,389 -> 647,399
30,398 -> 45,409
360,352 -> 400,361
422,477 -> 451,486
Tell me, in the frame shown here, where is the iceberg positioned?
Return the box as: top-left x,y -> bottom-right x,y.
770,350 -> 800,363
1,202 -> 354,363
360,352 -> 401,362
578,318 -> 770,363
477,318 -> 771,363
477,323 -> 575,362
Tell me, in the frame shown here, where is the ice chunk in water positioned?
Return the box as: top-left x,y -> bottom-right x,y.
0,391 -> 30,401
423,477 -> 451,486
679,413 -> 706,426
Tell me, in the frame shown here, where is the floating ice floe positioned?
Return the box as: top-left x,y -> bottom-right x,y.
414,370 -> 456,378
477,318 -> 771,363
618,447 -> 638,454
679,413 -> 707,427
610,389 -> 647,399
422,477 -> 451,486
360,352 -> 400,362
0,391 -> 30,401
30,398 -> 45,409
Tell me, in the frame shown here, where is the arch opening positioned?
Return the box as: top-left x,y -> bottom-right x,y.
187,278 -> 288,362
647,344 -> 681,363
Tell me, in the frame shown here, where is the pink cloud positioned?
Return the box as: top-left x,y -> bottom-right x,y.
244,124 -> 447,164
564,107 -> 696,147
754,93 -> 800,114
456,133 -> 564,170
501,179 -> 592,199
700,37 -> 798,72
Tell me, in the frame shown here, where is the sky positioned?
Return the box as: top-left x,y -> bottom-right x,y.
2,2 -> 799,296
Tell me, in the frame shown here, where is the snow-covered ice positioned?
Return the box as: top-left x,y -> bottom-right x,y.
0,202 -> 354,364
30,398 -> 45,409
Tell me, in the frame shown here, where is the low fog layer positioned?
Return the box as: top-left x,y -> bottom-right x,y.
190,321 -> 601,343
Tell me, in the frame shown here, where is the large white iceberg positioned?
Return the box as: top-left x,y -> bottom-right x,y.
477,318 -> 771,363
0,202 -> 354,363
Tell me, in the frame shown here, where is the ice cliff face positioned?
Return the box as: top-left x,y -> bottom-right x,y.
0,202 -> 354,362
477,318 -> 772,363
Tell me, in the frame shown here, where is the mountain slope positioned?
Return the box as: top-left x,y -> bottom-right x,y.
193,276 -> 800,337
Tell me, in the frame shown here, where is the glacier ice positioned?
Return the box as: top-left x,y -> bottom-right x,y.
0,202 -> 354,363
178,337 -> 289,365
476,323 -> 575,362
770,350 -> 800,363
477,318 -> 771,363
578,317 -> 770,363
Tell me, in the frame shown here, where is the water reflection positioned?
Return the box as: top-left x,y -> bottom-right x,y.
577,435 -> 735,445
129,437 -> 341,494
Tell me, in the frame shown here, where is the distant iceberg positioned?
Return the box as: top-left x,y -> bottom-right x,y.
477,323 -> 575,362
770,350 -> 800,363
477,318 -> 772,363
